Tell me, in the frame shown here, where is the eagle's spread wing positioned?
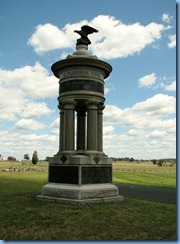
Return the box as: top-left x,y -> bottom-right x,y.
81,25 -> 98,36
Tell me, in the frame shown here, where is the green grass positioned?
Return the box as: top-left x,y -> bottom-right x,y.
113,171 -> 176,188
0,170 -> 176,240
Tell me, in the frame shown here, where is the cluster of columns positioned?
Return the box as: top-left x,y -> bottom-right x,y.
58,99 -> 104,153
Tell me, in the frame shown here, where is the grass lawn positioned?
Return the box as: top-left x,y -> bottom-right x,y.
113,162 -> 176,188
0,165 -> 176,240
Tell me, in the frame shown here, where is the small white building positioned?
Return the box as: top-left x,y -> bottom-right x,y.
0,154 -> 6,160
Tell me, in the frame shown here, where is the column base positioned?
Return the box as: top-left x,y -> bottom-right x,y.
36,183 -> 124,205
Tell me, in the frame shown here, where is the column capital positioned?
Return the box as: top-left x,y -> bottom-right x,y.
86,99 -> 99,109
58,103 -> 64,110
98,104 -> 105,111
62,98 -> 76,104
62,99 -> 77,109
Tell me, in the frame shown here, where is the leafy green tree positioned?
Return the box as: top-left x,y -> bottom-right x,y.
24,154 -> 30,160
32,151 -> 38,165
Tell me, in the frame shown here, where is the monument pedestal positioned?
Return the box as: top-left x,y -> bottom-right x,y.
36,154 -> 124,204
36,183 -> 124,205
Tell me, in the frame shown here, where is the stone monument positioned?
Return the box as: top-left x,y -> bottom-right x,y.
36,25 -> 124,204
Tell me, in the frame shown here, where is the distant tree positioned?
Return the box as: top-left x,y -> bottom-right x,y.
151,159 -> 157,165
129,158 -> 135,162
24,154 -> 30,160
157,159 -> 164,167
32,151 -> 38,165
45,156 -> 50,162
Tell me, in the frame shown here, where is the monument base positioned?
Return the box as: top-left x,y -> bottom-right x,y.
36,183 -> 124,205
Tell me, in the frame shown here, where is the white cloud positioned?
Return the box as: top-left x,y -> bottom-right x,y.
0,62 -> 56,122
28,15 -> 165,59
164,81 -> 176,91
28,21 -> 87,55
50,117 -> 59,135
103,125 -> 115,135
102,93 -> 176,158
0,87 -> 25,121
147,76 -> 176,91
27,23 -> 72,54
103,126 -> 175,159
104,87 -> 110,94
20,133 -> 57,142
128,129 -> 139,136
20,102 -> 54,118
0,130 -> 58,160
147,129 -> 166,138
104,94 -> 176,128
15,119 -> 45,130
0,62 -> 58,99
138,73 -> 157,88
161,13 -> 173,24
168,34 -> 176,48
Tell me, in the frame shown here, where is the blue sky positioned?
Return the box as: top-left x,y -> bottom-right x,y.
0,0 -> 176,160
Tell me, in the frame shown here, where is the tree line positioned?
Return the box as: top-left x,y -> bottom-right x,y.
112,157 -> 176,166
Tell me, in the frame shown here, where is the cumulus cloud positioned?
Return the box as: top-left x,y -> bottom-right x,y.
28,15 -> 165,59
161,13 -> 173,24
28,23 -> 73,54
104,87 -> 110,94
164,81 -> 176,91
138,73 -> 157,88
103,94 -> 176,159
20,102 -> 54,118
104,94 -> 176,128
138,74 -> 176,92
0,62 -> 58,99
15,119 -> 45,130
168,34 -> 176,48
103,125 -> 115,135
90,16 -> 165,59
0,130 -> 58,160
50,117 -> 59,135
28,21 -> 87,55
0,62 -> 56,121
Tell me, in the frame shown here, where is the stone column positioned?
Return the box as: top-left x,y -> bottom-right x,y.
86,101 -> 98,151
63,100 -> 76,151
76,109 -> 86,151
59,104 -> 64,152
98,104 -> 105,152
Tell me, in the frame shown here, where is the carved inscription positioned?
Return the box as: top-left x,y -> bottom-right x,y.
82,167 -> 112,184
60,70 -> 103,80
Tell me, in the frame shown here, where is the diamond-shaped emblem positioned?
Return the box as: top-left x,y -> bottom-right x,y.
61,155 -> 67,164
94,155 -> 101,164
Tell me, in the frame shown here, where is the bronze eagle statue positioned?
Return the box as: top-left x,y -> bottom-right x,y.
74,25 -> 98,46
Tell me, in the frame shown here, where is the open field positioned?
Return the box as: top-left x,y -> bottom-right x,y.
0,160 -> 176,240
112,161 -> 176,188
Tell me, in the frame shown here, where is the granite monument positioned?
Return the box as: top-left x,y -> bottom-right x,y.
36,25 -> 124,204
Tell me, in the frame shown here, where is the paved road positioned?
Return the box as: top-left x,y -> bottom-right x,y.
114,183 -> 176,203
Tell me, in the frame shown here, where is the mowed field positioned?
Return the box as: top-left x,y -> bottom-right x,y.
0,160 -> 176,240
112,161 -> 176,188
